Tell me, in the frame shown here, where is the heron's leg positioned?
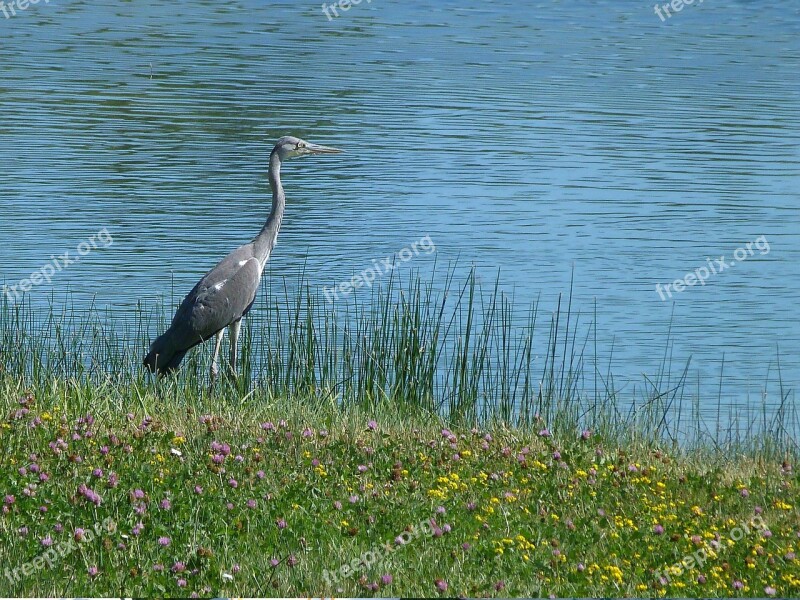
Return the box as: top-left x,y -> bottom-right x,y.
210,329 -> 224,382
228,319 -> 242,379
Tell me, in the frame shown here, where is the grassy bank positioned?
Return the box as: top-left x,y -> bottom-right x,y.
1,272 -> 798,596
0,376 -> 798,597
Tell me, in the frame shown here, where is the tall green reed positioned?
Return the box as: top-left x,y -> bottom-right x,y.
0,268 -> 796,455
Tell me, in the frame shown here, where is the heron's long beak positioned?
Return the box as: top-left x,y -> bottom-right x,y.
307,142 -> 343,154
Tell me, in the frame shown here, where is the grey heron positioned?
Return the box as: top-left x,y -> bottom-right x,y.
143,135 -> 342,379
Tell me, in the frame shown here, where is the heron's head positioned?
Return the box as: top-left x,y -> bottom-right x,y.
272,136 -> 342,161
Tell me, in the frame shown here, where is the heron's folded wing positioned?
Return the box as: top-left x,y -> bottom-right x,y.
187,257 -> 262,338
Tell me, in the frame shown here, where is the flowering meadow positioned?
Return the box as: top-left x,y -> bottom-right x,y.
1,377 -> 798,598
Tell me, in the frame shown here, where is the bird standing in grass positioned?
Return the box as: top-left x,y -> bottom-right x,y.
144,136 -> 342,379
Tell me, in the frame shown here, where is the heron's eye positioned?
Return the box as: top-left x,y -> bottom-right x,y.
297,142 -> 305,149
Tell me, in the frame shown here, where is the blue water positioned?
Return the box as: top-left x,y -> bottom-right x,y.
1,0 -> 798,416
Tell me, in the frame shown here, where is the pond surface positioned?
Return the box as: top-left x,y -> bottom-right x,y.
1,0 -> 798,417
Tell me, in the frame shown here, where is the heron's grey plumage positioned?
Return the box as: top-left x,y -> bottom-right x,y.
143,135 -> 341,377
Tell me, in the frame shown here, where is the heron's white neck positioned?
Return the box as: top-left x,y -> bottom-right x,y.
253,150 -> 286,267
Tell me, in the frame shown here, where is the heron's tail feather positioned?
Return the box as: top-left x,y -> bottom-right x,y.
161,350 -> 188,374
143,332 -> 186,375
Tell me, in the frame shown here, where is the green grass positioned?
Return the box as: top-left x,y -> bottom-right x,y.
0,377 -> 798,597
0,271 -> 798,596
